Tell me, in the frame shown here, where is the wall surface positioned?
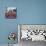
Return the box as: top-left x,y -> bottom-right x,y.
0,0 -> 46,44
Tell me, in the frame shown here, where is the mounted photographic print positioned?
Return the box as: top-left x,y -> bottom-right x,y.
5,7 -> 17,19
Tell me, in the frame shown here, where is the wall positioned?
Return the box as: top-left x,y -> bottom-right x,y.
0,0 -> 46,44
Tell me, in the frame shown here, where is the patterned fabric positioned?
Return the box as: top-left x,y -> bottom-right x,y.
21,29 -> 46,40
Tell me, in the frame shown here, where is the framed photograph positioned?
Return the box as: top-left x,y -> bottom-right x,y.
5,7 -> 17,19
